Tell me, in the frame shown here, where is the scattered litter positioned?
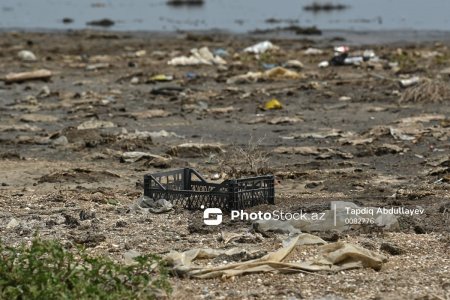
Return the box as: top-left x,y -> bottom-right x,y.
274,146 -> 353,159
220,232 -> 264,245
86,63 -> 110,71
213,48 -> 229,57
18,50 -> 37,62
326,47 -> 379,66
264,98 -> 283,110
262,63 -> 277,70
318,61 -> 329,68
134,50 -> 146,57
283,60 -> 303,70
244,41 -> 278,54
77,119 -> 116,130
3,69 -> 52,83
168,47 -> 226,66
227,67 -> 302,84
339,96 -> 352,101
149,74 -> 174,82
122,129 -> 182,139
207,106 -> 235,114
304,47 -> 324,55
268,116 -> 302,125
121,152 -> 170,163
399,77 -> 420,88
166,234 -> 387,279
389,127 -> 416,141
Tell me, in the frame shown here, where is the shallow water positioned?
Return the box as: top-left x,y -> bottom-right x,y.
0,0 -> 449,32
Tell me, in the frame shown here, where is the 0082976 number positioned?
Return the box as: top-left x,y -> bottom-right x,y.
344,217 -> 375,225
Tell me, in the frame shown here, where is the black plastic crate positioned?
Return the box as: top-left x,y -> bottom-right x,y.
144,168 -> 274,210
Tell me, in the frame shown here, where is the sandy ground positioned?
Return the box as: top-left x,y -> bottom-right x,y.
0,31 -> 449,299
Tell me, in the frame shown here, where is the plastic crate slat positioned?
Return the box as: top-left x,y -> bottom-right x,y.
144,168 -> 274,210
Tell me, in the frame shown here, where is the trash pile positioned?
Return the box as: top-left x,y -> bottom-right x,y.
166,234 -> 387,279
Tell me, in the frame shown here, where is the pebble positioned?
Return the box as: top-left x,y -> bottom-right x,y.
18,50 -> 37,62
7,218 -> 20,229
51,136 -> 69,146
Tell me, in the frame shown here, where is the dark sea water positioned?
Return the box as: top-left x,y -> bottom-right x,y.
0,0 -> 450,32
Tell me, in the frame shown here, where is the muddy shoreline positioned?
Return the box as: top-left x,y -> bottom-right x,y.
0,30 -> 449,299
1,28 -> 450,45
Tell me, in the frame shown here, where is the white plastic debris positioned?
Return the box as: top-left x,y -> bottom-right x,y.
18,50 -> 37,62
400,77 -> 420,88
304,47 -> 324,55
318,61 -> 329,68
168,47 -> 226,66
244,41 -> 278,54
283,60 -> 304,69
344,56 -> 364,65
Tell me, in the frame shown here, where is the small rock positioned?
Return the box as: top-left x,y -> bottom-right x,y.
79,210 -> 96,221
38,85 -> 51,98
63,213 -> 80,228
116,220 -> 127,227
380,242 -> 404,255
439,202 -> 450,213
72,232 -> 106,247
51,136 -> 69,146
130,77 -> 139,84
7,218 -> 20,229
18,50 -> 37,62
124,250 -> 142,264
414,225 -> 426,234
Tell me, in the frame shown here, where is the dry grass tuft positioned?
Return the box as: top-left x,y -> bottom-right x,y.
400,79 -> 450,103
219,137 -> 270,178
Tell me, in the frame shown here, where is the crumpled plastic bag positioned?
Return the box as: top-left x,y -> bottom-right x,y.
227,67 -> 302,84
244,41 -> 279,54
168,47 -> 226,66
165,234 -> 387,279
254,201 -> 399,234
130,196 -> 173,214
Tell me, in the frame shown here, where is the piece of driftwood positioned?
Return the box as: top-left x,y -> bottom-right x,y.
3,69 -> 52,83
